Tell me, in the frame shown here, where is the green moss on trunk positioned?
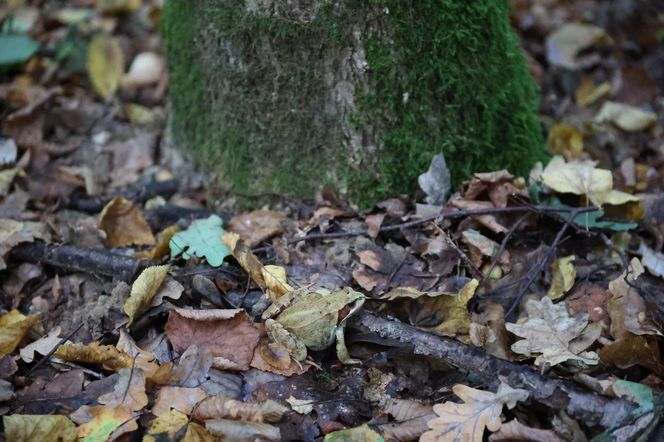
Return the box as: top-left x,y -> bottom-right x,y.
163,0 -> 546,206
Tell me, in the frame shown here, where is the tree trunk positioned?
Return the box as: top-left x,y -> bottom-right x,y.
163,0 -> 546,206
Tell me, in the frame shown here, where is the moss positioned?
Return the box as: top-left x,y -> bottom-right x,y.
163,0 -> 546,207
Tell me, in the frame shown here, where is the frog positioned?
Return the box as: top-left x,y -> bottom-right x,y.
261,287 -> 366,365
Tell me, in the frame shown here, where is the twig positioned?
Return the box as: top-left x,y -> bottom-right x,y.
350,310 -> 636,429
504,208 -> 582,318
26,322 -> 84,376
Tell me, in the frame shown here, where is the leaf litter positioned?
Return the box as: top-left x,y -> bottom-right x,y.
0,0 -> 663,441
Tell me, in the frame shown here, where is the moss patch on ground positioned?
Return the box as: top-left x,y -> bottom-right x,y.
163,0 -> 546,207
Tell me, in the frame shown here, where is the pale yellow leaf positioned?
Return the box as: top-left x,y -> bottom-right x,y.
261,265 -> 293,301
205,419 -> 280,441
506,297 -> 599,367
87,34 -> 124,99
98,367 -> 148,411
152,386 -> 207,416
595,101 -> 657,132
421,382 -> 529,442
124,264 -> 170,325
54,342 -> 133,371
143,409 -> 188,442
548,255 -> 576,300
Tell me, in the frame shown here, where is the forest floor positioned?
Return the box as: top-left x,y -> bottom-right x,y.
0,1 -> 663,441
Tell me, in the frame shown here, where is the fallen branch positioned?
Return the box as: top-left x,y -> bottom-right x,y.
350,310 -> 636,430
9,241 -> 144,282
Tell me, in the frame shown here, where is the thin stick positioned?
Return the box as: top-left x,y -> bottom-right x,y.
26,322 -> 84,376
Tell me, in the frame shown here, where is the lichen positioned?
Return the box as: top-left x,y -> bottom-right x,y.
163,0 -> 547,207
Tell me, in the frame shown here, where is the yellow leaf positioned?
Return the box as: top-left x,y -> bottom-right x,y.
54,342 -> 133,371
261,265 -> 293,301
324,424 -> 384,442
429,279 -> 479,337
421,382 -> 528,442
97,0 -> 141,15
547,255 -> 576,300
124,264 -> 170,325
0,310 -> 38,357
575,76 -> 611,107
76,406 -> 138,442
547,124 -> 583,158
3,414 -> 77,442
116,328 -> 159,377
143,409 -> 188,442
135,225 -> 181,259
99,197 -> 155,248
87,34 -> 124,100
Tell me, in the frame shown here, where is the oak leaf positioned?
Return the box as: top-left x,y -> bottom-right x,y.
421,383 -> 528,442
170,215 -> 230,267
506,297 -> 599,367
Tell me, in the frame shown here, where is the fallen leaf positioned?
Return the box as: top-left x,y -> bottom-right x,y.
428,279 -> 478,337
607,258 -> 661,339
599,335 -> 664,377
135,225 -> 181,260
546,23 -> 611,69
547,123 -> 583,159
152,386 -> 208,416
143,409 -> 188,442
106,133 -> 157,188
205,419 -> 280,442
325,424 -> 385,442
76,406 -> 138,442
96,0 -> 141,14
170,215 -> 230,267
506,297 -> 599,367
565,283 -> 611,323
0,309 -> 38,357
99,197 -> 155,248
548,255 -> 576,300
0,34 -> 39,67
123,264 -> 170,325
418,153 -> 451,205
449,199 -> 508,234
365,213 -> 385,238
595,101 -> 657,132
122,52 -> 164,89
0,138 -> 17,166
228,210 -> 286,247
115,329 -> 159,377
3,415 -> 77,442
376,398 -> 435,442
286,396 -> 315,415
0,219 -> 51,270
165,308 -> 260,371
54,342 -> 133,371
609,380 -> 653,407
223,231 -> 292,299
470,303 -> 512,360
489,419 -> 565,442
87,34 -> 124,99
98,367 -> 148,411
541,156 -> 639,206
194,397 -> 288,423
421,382 -> 529,442
575,76 -> 611,107
461,230 -> 509,271
638,242 -> 664,278
19,326 -> 61,362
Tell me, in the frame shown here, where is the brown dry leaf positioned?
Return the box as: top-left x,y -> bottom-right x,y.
607,258 -> 662,340
99,197 -> 155,248
449,199 -> 507,234
421,382 -> 529,442
98,367 -> 148,411
365,213 -> 385,239
135,225 -> 181,259
3,414 -> 77,442
152,386 -> 208,416
547,255 -> 576,300
376,398 -> 435,442
76,406 -> 138,441
124,264 -> 170,325
545,23 -> 611,70
19,326 -> 61,363
165,308 -> 260,371
0,309 -> 38,357
106,133 -> 157,188
194,397 -> 288,423
565,283 -> 611,323
87,34 -> 124,99
222,231 -> 292,300
506,297 -> 599,367
0,219 -> 51,270
461,229 -> 510,271
143,409 -> 215,442
599,335 -> 664,377
115,329 -> 159,377
595,101 -> 657,132
205,419 -> 280,442
547,123 -> 584,159
228,210 -> 286,247
541,156 -> 639,206
489,419 -> 565,442
470,303 -> 512,360
54,342 -> 133,371
151,276 -> 184,307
